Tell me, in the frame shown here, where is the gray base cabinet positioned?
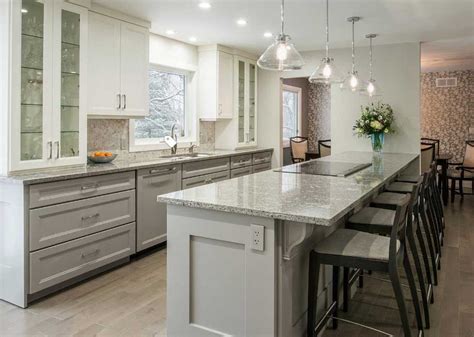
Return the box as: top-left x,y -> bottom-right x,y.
137,165 -> 182,252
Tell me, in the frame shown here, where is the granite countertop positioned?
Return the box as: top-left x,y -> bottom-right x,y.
157,152 -> 419,226
0,148 -> 273,185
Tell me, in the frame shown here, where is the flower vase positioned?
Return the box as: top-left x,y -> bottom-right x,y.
370,132 -> 385,153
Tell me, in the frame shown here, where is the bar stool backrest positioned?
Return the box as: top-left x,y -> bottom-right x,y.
318,140 -> 331,158
463,141 -> 474,168
390,193 -> 412,261
421,137 -> 440,156
421,143 -> 435,173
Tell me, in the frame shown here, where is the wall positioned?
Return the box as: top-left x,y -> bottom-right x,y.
283,42 -> 421,155
307,83 -> 331,152
88,33 -> 215,160
421,70 -> 474,162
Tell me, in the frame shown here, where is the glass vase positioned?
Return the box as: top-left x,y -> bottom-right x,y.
370,132 -> 385,153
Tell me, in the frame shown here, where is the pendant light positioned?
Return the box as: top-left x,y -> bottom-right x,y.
309,0 -> 344,84
340,16 -> 361,91
257,0 -> 305,71
360,33 -> 381,97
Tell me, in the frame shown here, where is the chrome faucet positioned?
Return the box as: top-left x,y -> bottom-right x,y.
188,143 -> 197,154
170,123 -> 178,154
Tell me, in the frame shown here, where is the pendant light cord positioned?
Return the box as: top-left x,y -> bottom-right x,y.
369,36 -> 373,80
325,0 -> 329,59
351,19 -> 355,73
280,0 -> 285,35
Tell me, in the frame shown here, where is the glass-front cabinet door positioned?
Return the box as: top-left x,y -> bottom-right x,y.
235,56 -> 257,148
11,0 -> 87,171
52,2 -> 87,163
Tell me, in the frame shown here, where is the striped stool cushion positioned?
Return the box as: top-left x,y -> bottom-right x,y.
372,192 -> 410,209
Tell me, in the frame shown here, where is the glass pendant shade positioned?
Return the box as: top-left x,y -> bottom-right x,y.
340,17 -> 361,91
309,57 -> 344,84
340,71 -> 360,91
308,0 -> 342,84
257,0 -> 304,71
257,34 -> 305,71
360,78 -> 381,97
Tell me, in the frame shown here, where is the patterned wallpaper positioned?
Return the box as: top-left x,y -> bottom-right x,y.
88,119 -> 215,161
421,70 -> 474,162
307,83 -> 331,152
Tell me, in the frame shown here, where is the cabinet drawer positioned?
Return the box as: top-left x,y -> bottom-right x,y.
231,166 -> 252,178
182,157 -> 230,179
182,170 -> 230,189
30,223 -> 136,294
230,154 -> 252,169
30,190 -> 136,251
252,163 -> 272,173
252,151 -> 272,165
29,171 -> 136,208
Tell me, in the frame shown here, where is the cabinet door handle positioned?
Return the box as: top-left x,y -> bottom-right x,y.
47,141 -> 52,159
81,213 -> 100,222
81,248 -> 100,259
149,167 -> 177,176
122,94 -> 126,110
54,141 -> 60,159
117,93 -> 121,110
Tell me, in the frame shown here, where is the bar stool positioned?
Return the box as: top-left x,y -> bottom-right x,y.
348,178 -> 431,329
307,194 -> 424,337
397,167 -> 443,273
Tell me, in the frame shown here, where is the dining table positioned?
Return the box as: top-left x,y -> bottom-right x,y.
436,153 -> 453,205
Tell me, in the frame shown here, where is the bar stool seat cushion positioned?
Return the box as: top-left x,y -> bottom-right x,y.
314,229 -> 400,262
348,207 -> 395,227
397,174 -> 420,183
445,167 -> 474,179
372,192 -> 410,207
386,182 -> 415,193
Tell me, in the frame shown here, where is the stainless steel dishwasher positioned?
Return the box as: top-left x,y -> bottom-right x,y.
136,164 -> 182,252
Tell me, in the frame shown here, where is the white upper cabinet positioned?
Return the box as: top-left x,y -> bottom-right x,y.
8,0 -> 88,172
87,13 -> 149,118
198,47 -> 234,120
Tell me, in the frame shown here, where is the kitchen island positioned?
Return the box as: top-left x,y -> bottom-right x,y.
158,152 -> 419,337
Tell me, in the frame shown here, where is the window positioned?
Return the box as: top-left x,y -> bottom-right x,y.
282,85 -> 302,147
130,65 -> 196,151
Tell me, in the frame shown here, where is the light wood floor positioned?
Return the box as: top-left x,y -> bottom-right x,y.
0,196 -> 473,337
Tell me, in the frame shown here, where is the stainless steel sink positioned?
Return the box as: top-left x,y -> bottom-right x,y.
159,153 -> 213,159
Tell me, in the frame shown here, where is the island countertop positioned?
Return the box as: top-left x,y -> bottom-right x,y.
157,151 -> 419,226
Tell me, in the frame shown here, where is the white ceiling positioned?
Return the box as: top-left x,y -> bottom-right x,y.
421,36 -> 474,72
93,0 -> 474,57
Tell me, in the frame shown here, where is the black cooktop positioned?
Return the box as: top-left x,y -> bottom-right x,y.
276,160 -> 372,177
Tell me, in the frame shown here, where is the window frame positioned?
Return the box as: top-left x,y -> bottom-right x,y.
281,84 -> 302,148
129,63 -> 198,152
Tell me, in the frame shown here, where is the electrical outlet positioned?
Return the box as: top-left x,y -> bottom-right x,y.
250,224 -> 265,251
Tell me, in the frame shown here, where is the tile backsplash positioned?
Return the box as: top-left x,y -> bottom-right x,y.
88,119 -> 215,161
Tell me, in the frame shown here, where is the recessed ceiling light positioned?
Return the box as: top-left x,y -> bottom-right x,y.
236,19 -> 247,26
21,8 -> 28,13
263,32 -> 273,38
198,2 -> 211,9
189,36 -> 197,42
166,29 -> 176,35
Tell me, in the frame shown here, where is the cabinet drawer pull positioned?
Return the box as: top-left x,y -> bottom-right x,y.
254,158 -> 268,164
149,167 -> 177,175
81,213 -> 100,221
205,178 -> 213,184
81,249 -> 100,259
81,183 -> 99,192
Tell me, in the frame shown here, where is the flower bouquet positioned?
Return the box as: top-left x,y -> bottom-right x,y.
353,102 -> 395,153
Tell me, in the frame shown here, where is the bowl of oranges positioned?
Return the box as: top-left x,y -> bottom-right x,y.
88,151 -> 117,164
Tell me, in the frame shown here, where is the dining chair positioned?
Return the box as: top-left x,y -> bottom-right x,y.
318,139 -> 331,158
289,136 -> 308,163
421,142 -> 435,173
446,140 -> 474,201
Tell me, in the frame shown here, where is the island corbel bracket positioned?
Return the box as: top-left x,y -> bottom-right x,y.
281,220 -> 314,260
